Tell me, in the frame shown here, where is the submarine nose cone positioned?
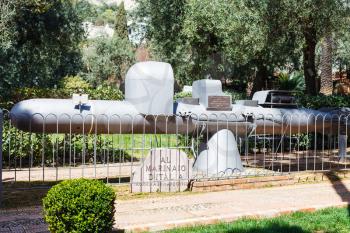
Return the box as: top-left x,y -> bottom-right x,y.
10,99 -> 44,132
11,99 -> 33,116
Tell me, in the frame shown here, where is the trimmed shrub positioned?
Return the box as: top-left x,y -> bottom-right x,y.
43,179 -> 116,233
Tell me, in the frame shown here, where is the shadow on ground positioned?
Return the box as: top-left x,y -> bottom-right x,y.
325,171 -> 350,216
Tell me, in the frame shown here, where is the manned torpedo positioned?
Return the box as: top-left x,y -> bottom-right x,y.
10,61 -> 345,175
10,61 -> 339,136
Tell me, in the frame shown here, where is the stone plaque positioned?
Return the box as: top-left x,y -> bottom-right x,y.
180,97 -> 199,105
131,149 -> 193,193
207,96 -> 232,111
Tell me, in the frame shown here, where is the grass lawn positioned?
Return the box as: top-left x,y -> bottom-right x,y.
164,207 -> 350,233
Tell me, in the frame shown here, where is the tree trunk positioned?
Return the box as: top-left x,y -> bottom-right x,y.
347,65 -> 350,80
303,27 -> 318,95
319,34 -> 333,95
251,64 -> 268,96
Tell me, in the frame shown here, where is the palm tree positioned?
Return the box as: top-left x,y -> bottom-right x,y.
319,33 -> 333,95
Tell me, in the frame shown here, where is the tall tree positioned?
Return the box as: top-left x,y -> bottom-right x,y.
82,36 -> 135,86
136,0 -> 349,94
134,0 -> 188,83
115,2 -> 129,39
137,0 -> 301,88
183,0 -> 300,91
0,0 -> 85,97
284,0 -> 348,95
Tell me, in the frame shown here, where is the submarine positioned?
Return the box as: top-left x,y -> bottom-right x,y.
10,61 -> 336,136
9,61 -> 345,174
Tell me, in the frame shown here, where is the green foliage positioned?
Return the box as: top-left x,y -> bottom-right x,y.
115,2 -> 129,39
2,121 -> 54,167
134,0 -> 189,84
82,36 -> 135,86
76,0 -> 98,22
278,71 -> 305,91
142,0 -> 186,58
174,91 -> 192,100
136,0 -> 301,87
282,0 -> 349,95
0,0 -> 15,50
60,76 -> 91,94
60,76 -> 124,101
296,133 -> 312,150
1,87 -> 67,109
82,2 -> 125,26
223,89 -> 247,103
89,84 -> 124,100
91,3 -> 119,26
335,24 -> 350,70
297,94 -> 350,109
0,0 -> 85,97
174,89 -> 246,103
136,0 -> 349,94
100,9 -> 116,25
1,81 -> 123,109
43,179 -> 115,233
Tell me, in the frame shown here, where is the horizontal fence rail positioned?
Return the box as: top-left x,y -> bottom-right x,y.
1,109 -> 350,192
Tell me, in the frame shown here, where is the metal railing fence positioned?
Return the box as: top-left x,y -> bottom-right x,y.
1,109 -> 349,192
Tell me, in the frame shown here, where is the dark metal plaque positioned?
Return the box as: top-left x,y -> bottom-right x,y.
207,96 -> 232,111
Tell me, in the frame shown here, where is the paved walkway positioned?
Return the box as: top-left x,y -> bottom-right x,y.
2,163 -> 136,182
0,207 -> 47,233
0,181 -> 350,232
115,180 -> 350,232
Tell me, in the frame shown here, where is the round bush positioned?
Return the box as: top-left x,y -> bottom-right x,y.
43,179 -> 116,233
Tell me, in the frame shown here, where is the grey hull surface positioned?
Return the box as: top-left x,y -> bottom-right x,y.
252,108 -> 336,134
10,99 -> 254,135
10,99 -> 340,135
177,102 -> 337,135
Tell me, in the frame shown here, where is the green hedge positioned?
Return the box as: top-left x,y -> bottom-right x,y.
43,179 -> 116,233
296,94 -> 350,109
0,76 -> 124,109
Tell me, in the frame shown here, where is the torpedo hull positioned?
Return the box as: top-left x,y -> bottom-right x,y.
10,99 -> 254,136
